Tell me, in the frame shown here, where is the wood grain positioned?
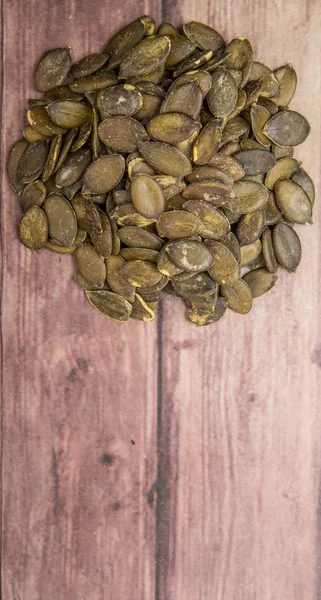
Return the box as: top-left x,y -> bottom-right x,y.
1,1 -> 321,599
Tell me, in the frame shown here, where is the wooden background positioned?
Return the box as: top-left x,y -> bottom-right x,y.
1,0 -> 321,598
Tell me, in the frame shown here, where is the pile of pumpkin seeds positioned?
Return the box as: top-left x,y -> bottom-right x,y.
8,17 -> 314,324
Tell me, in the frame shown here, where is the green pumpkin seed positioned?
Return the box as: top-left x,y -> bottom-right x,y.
75,244 -> 106,287
165,34 -> 196,68
182,180 -> 233,206
263,110 -> 310,147
263,190 -> 282,225
118,226 -> 163,249
243,267 -> 277,297
207,67 -> 237,118
183,200 -> 230,240
264,156 -> 299,189
70,53 -> 109,79
98,116 -> 148,153
82,154 -> 125,194
221,279 -> 252,313
173,49 -> 213,78
34,47 -> 72,92
20,179 -> 47,212
71,123 -> 92,152
43,193 -> 77,247
224,37 -> 253,70
23,125 -> 49,143
227,181 -> 268,214
119,260 -> 162,287
97,84 -> 143,119
172,271 -> 218,298
161,81 -> 203,120
131,174 -> 165,219
53,128 -> 78,172
75,270 -> 102,290
44,85 -> 84,103
158,22 -> 179,36
233,149 -> 276,176
138,141 -> 192,177
193,118 -> 223,165
157,210 -> 202,238
28,106 -> 67,136
274,179 -> 312,224
69,67 -> 117,93
18,140 -> 48,184
19,205 -> 48,252
146,112 -> 200,144
119,35 -> 171,79
220,231 -> 241,263
206,240 -> 239,284
239,239 -> 262,267
250,105 -> 271,147
41,134 -> 62,182
292,168 -> 315,206
208,153 -> 245,181
89,210 -> 113,258
119,247 -> 159,262
273,222 -> 301,272
274,64 -> 297,107
47,100 -> 92,129
167,239 -> 214,272
187,295 -> 228,326
106,17 -> 153,69
71,193 -> 102,234
236,210 -> 264,245
187,165 -> 233,188
7,138 -> 29,193
85,290 -> 132,321
154,175 -> 186,200
55,147 -> 91,187
45,240 -> 77,254
183,21 -> 225,53
106,255 -> 136,302
262,227 -> 278,273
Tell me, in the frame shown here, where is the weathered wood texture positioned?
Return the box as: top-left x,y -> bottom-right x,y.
1,1 -> 321,599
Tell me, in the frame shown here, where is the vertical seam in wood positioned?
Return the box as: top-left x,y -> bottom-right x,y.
0,0 -> 4,595
155,299 -> 163,600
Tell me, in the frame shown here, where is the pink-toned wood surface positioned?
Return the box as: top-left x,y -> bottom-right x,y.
1,1 -> 321,599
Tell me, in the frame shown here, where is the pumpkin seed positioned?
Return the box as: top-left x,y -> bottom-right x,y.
233,149 -> 276,175
206,240 -> 239,284
98,116 -> 148,153
55,147 -> 91,188
131,293 -> 155,321
71,123 -> 92,152
265,156 -> 299,189
23,125 -> 49,143
292,168 -> 315,206
118,226 -> 163,249
119,35 -> 171,79
167,239 -> 214,272
85,290 -> 132,321
172,271 -> 218,298
239,239 -> 262,267
183,21 -> 225,53
157,210 -> 202,238
34,47 -> 72,92
263,110 -> 310,147
106,255 -> 136,302
19,205 -> 48,252
183,200 -> 230,240
18,140 -> 48,184
207,67 -> 238,118
274,64 -> 297,107
43,193 -> 77,247
161,80 -> 203,120
165,34 -> 196,68
262,227 -> 278,273
28,106 -> 67,136
106,17 -> 155,69
70,53 -> 109,79
47,100 -> 92,128
131,174 -> 165,219
236,210 -> 264,245
53,128 -> 78,172
7,138 -> 29,193
119,260 -> 162,287
69,67 -> 117,93
182,180 -> 233,206
274,179 -> 312,224
193,118 -> 223,164
41,134 -> 62,182
221,279 -> 252,313
97,84 -> 143,119
20,179 -> 47,212
119,247 -> 159,262
146,112 -> 200,144
243,267 -> 277,297
227,181 -> 268,214
138,141 -> 192,177
71,194 -> 102,234
75,244 -> 106,287
273,222 -> 301,272
82,154 -> 125,194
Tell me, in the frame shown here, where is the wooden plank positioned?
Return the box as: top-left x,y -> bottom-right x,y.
158,1 -> 321,599
1,2 -> 163,599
